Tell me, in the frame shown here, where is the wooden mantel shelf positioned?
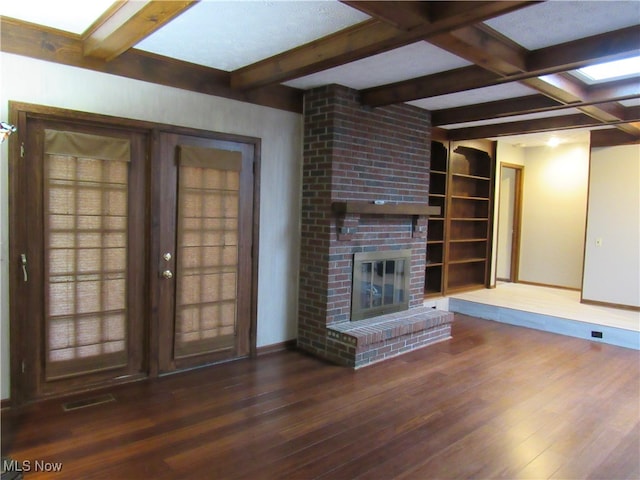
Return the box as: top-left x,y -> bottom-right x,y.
331,201 -> 441,240
332,201 -> 441,217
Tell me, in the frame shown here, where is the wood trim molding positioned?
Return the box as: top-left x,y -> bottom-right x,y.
231,1 -> 533,90
433,77 -> 640,127
446,113 -> 598,141
429,23 -> 527,76
590,128 -> 640,148
431,127 -> 450,142
0,17 -> 303,114
82,1 -> 197,61
432,94 -> 562,126
1,398 -> 11,411
527,25 -> 640,74
363,26 -> 640,107
256,339 -> 297,356
362,65 -> 503,107
580,299 -> 640,312
517,280 -> 581,292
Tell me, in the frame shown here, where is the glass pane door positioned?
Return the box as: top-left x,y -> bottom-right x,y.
174,150 -> 240,357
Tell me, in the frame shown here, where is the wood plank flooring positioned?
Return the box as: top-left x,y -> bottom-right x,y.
2,314 -> 639,479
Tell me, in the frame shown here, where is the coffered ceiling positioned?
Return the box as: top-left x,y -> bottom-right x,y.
1,0 -> 639,147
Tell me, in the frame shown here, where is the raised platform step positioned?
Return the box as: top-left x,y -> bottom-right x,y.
327,307 -> 454,368
449,298 -> 639,350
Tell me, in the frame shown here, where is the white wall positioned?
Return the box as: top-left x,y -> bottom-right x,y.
0,53 -> 303,399
518,143 -> 589,289
583,144 -> 640,307
493,142 -> 589,289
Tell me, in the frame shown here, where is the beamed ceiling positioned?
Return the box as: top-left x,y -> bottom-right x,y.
1,0 -> 639,146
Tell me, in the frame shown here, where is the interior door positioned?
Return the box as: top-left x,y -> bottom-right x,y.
155,132 -> 254,373
496,164 -> 523,282
18,118 -> 148,400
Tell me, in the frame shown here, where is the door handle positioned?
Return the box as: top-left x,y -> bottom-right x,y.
20,253 -> 28,282
161,253 -> 173,279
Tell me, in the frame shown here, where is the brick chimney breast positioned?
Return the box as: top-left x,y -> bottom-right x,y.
298,84 -> 452,368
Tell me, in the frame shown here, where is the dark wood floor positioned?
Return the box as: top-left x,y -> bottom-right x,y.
2,314 -> 639,479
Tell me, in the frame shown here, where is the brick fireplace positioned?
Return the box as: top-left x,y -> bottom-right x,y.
298,84 -> 453,368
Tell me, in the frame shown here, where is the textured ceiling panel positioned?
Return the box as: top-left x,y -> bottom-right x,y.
135,0 -> 370,71
620,98 -> 640,107
408,83 -> 538,111
493,128 -> 592,147
0,0 -> 114,34
1,0 -> 634,143
284,42 -> 471,90
442,107 -> 583,129
484,1 -> 640,50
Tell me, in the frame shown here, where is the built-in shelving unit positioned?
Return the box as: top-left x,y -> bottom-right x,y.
425,139 -> 495,297
425,141 -> 448,296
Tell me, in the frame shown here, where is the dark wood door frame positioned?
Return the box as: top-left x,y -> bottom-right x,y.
497,163 -> 524,283
18,117 -> 149,401
8,102 -> 261,405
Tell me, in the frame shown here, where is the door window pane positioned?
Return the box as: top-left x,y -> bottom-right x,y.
44,132 -> 130,380
174,150 -> 241,358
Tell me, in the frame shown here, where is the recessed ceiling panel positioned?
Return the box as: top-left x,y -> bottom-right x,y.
0,0 -> 113,34
493,128 -> 592,147
620,98 -> 640,107
442,107 -> 583,130
408,83 -> 538,111
135,0 -> 370,71
484,1 -> 640,50
284,41 -> 472,90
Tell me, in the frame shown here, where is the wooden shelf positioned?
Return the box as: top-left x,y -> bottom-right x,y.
332,201 -> 441,216
449,257 -> 486,265
451,195 -> 490,201
332,200 -> 440,241
451,172 -> 491,181
445,282 -> 485,294
450,238 -> 487,243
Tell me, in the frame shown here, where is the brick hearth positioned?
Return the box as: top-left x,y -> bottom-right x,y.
327,307 -> 453,368
297,84 -> 453,368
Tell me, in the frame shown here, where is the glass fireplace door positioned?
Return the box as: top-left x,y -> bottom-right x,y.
352,249 -> 411,320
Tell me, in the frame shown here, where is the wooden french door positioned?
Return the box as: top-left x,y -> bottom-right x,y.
11,106 -> 256,402
154,132 -> 254,373
16,118 -> 148,400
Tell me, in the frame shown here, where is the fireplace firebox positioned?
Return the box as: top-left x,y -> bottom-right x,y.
351,249 -> 411,321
